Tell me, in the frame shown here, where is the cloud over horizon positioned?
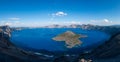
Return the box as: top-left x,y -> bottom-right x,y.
90,19 -> 113,25
0,17 -> 115,27
103,19 -> 112,23
0,17 -> 22,27
8,17 -> 20,21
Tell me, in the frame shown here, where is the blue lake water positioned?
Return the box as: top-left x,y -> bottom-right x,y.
10,28 -> 110,51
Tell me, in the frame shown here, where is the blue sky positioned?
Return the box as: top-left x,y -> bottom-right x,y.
0,0 -> 120,27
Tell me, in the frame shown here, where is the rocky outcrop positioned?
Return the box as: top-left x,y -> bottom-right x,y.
77,32 -> 120,62
52,31 -> 87,48
0,26 -> 52,62
91,32 -> 120,58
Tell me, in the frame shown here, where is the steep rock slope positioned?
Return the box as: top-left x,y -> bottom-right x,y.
77,32 -> 120,62
0,26 -> 51,62
91,32 -> 120,58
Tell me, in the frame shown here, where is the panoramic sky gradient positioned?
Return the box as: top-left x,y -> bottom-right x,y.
0,0 -> 120,27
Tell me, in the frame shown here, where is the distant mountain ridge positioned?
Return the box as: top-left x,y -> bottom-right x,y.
41,24 -> 120,35
42,24 -> 94,28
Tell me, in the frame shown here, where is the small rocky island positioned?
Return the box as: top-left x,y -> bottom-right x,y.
52,31 -> 87,48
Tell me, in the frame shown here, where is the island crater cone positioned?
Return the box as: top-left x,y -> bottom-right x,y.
52,31 -> 87,48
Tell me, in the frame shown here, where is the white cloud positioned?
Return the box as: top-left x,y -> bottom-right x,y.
0,21 -> 23,27
41,21 -> 81,26
104,19 -> 109,23
52,11 -> 67,16
103,19 -> 112,23
90,19 -> 113,25
4,22 -> 12,26
51,11 -> 67,20
9,17 -> 20,20
63,21 -> 81,24
0,17 -> 22,26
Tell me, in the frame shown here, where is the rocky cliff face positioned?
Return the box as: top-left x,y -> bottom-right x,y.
0,26 -> 52,62
77,32 -> 120,62
91,32 -> 120,58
